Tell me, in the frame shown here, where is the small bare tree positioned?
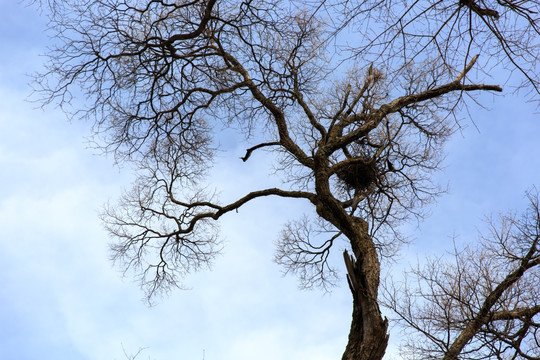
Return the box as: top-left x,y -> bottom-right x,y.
31,0 -> 538,359
382,190 -> 540,360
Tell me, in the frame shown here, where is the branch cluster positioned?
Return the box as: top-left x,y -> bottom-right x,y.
332,0 -> 539,96
383,190 -> 540,360
35,0 -> 505,299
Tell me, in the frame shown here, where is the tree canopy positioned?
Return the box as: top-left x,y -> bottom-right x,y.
33,0 -> 539,359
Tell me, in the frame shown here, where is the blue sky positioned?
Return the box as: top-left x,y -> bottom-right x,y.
0,2 -> 539,360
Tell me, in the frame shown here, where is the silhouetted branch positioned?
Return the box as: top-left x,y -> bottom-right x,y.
241,142 -> 281,162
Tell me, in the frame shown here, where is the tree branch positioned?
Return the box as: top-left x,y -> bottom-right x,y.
217,48 -> 314,169
165,0 -> 218,43
179,188 -> 317,234
241,142 -> 281,162
442,231 -> 540,360
330,57 -> 502,152
491,305 -> 540,321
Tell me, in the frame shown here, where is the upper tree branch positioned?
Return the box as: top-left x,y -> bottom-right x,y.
329,56 -> 502,152
328,64 -> 382,139
290,65 -> 327,139
241,142 -> 281,162
216,47 -> 314,169
165,0 -> 218,43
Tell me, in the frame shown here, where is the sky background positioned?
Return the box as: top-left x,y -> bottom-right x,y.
0,1 -> 539,360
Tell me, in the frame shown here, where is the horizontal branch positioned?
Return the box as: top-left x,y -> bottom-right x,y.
179,188 -> 317,235
377,55 -> 502,117
491,305 -> 540,321
215,188 -> 316,218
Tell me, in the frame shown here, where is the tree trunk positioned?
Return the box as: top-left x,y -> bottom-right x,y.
341,249 -> 389,360
311,174 -> 389,360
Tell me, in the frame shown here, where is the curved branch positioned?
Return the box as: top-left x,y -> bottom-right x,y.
173,188 -> 317,235
165,0 -> 218,43
217,48 -> 314,169
241,141 -> 281,162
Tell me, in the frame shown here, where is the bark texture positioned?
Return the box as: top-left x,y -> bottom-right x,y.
341,220 -> 389,360
342,252 -> 389,360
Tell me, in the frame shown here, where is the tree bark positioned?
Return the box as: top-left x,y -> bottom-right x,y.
341,218 -> 389,360
341,250 -> 389,360
311,165 -> 389,360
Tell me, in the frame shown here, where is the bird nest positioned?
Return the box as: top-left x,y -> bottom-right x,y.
335,158 -> 379,191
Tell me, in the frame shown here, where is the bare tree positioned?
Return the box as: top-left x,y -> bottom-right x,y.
31,0 -> 539,359
382,189 -> 540,360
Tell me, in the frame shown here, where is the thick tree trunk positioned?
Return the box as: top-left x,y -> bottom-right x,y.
341,214 -> 389,360
341,250 -> 389,360
311,171 -> 389,360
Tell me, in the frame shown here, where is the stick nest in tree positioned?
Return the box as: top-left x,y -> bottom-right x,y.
336,158 -> 379,191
